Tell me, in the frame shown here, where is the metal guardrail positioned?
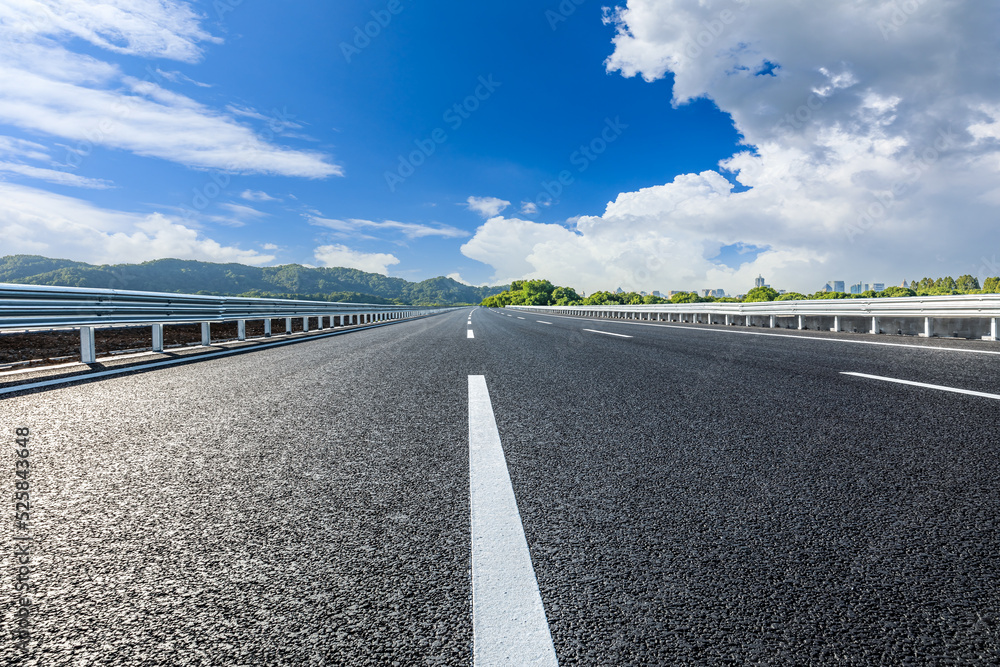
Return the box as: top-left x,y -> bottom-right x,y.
0,283 -> 457,363
510,294 -> 1000,341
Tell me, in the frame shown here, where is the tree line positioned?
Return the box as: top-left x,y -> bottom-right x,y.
481,275 -> 1000,307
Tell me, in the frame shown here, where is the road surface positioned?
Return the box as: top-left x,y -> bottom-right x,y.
2,307 -> 998,665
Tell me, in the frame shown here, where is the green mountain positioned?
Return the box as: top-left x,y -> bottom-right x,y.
0,256 -> 505,306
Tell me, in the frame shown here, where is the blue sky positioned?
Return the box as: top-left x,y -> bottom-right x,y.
1,1 -> 997,295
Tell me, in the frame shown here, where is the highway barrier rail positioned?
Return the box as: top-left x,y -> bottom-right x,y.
0,283 -> 455,364
510,294 -> 1000,341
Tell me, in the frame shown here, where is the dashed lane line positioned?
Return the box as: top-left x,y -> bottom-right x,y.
841,372 -> 1000,400
583,329 -> 633,339
468,375 -> 559,666
518,312 -> 1000,357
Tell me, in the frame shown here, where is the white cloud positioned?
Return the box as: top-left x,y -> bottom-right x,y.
520,201 -> 539,215
0,1 -> 341,178
155,69 -> 211,88
240,189 -> 279,202
465,2 -> 1000,293
0,161 -> 112,189
314,244 -> 400,275
466,196 -> 511,218
0,182 -> 275,265
218,203 -> 267,219
446,272 -> 471,285
0,135 -> 51,162
0,0 -> 220,62
309,216 -> 469,239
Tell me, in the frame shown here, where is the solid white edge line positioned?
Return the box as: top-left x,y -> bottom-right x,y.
582,329 -> 633,339
840,372 -> 1000,400
468,330 -> 475,339
469,375 -> 558,667
528,312 -> 1000,356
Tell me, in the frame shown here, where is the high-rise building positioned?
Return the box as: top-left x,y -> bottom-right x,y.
872,282 -> 885,292
833,280 -> 845,293
652,290 -> 663,298
850,282 -> 863,294
754,274 -> 766,288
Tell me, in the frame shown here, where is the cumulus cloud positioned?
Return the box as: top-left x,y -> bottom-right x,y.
466,196 -> 511,218
314,244 -> 400,275
465,1 -> 1000,294
0,1 -> 341,177
0,182 -> 275,265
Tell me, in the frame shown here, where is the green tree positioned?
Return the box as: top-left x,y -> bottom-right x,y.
956,274 -> 980,291
670,291 -> 702,304
743,286 -> 779,302
934,276 -> 957,291
878,286 -> 916,297
982,277 -> 1000,293
775,292 -> 807,301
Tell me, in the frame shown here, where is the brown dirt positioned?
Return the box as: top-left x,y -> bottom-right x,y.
0,319 -> 306,367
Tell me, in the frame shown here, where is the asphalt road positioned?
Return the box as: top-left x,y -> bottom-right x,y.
2,307 -> 999,665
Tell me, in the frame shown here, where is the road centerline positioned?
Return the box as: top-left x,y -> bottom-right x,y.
468,375 -> 558,667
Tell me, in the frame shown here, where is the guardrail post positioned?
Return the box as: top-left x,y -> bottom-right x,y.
870,316 -> 879,335
988,317 -> 999,341
238,320 -> 246,341
769,315 -> 776,328
302,317 -> 309,333
831,316 -> 841,333
264,319 -> 272,337
921,316 -> 931,338
80,326 -> 96,363
152,324 -> 164,352
797,315 -> 804,330
724,314 -> 730,326
201,322 -> 211,346
285,318 -> 292,333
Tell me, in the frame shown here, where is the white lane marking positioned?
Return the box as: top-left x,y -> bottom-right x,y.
517,317 -> 526,320
524,312 -> 1000,357
841,372 -> 1000,400
536,321 -> 552,325
468,375 -> 558,667
468,330 -> 475,339
583,329 -> 633,339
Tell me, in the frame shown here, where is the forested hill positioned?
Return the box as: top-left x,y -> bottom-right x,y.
0,256 -> 505,306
